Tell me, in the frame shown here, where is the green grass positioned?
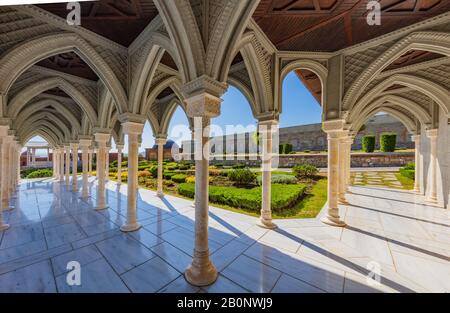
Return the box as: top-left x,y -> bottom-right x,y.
395,173 -> 414,190
274,178 -> 328,219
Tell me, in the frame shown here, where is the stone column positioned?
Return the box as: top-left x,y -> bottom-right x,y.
121,122 -> 144,232
345,137 -> 353,192
26,148 -> 30,167
322,121 -> 346,227
94,133 -> 110,210
8,142 -> 15,194
412,134 -> 421,194
1,137 -> 11,211
0,126 -> 10,230
71,143 -> 79,192
88,149 -> 93,177
32,148 -> 36,166
64,146 -> 70,185
105,146 -> 110,181
16,144 -> 21,183
426,129 -> 438,204
338,135 -> 349,204
156,136 -> 167,197
116,144 -> 123,185
59,149 -> 64,182
258,119 -> 278,229
79,139 -> 91,199
183,80 -> 226,287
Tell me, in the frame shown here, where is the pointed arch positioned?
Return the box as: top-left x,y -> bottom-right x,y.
22,129 -> 59,148
0,32 -> 128,114
344,32 -> 450,109
350,74 -> 450,117
7,77 -> 98,126
159,97 -> 193,136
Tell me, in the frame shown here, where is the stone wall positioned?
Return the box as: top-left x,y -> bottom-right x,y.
208,152 -> 415,168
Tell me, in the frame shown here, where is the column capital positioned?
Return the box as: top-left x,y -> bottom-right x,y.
322,119 -> 348,139
118,113 -> 146,124
94,132 -> 111,145
185,93 -> 222,118
116,144 -> 124,150
70,142 -> 79,149
426,129 -> 438,138
155,137 -> 167,146
122,122 -> 144,136
79,139 -> 92,148
411,134 -> 421,142
0,125 -> 9,137
182,75 -> 228,99
258,119 -> 279,135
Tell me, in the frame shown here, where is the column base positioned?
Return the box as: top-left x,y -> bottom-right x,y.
185,258 -> 218,287
257,218 -> 278,230
0,223 -> 10,231
157,191 -> 164,198
321,215 -> 346,227
338,198 -> 349,205
95,206 -> 109,211
120,222 -> 142,232
425,196 -> 439,206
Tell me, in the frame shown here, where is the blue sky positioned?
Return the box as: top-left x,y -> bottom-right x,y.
29,71 -> 322,154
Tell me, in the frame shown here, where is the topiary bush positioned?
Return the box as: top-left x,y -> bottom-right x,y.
227,168 -> 256,186
26,169 -> 53,179
380,133 -> 397,152
163,171 -> 176,180
292,164 -> 319,179
149,165 -> 158,177
279,143 -> 293,155
232,163 -> 247,169
362,135 -> 376,153
172,174 -> 187,183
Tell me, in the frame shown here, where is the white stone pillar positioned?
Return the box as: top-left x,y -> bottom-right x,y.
121,122 -> 144,232
59,148 -> 64,182
322,121 -> 346,227
94,133 -> 110,210
32,148 -> 36,166
105,146 -> 110,181
338,135 -> 349,204
8,142 -> 15,194
79,139 -> 91,199
1,137 -> 12,211
345,137 -> 353,192
71,143 -> 79,192
258,119 -> 278,229
412,134 -> 421,194
116,144 -> 123,185
16,144 -> 21,183
26,148 -> 30,167
64,146 -> 70,185
88,149 -> 93,177
426,129 -> 438,204
184,85 -> 226,287
156,137 -> 166,197
0,126 -> 10,231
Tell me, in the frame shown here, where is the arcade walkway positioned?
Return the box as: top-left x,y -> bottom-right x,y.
0,179 -> 449,293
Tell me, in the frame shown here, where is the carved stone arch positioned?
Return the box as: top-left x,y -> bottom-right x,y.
20,120 -> 67,145
21,112 -> 72,142
130,31 -> 182,114
97,87 -> 114,129
240,40 -> 273,115
344,32 -> 450,110
22,129 -> 59,148
159,97 -> 193,136
154,0 -> 205,82
141,76 -> 181,116
351,106 -> 417,135
350,74 -> 450,117
227,76 -> 258,118
208,1 -> 260,82
348,94 -> 432,128
280,59 -> 328,119
14,99 -> 81,135
146,111 -> 160,137
0,32 -> 128,115
81,115 -> 91,136
8,77 -> 98,126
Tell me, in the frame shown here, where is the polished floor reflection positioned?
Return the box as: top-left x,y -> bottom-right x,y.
0,178 -> 449,293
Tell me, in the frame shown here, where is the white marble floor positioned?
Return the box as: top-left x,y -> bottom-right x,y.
0,178 -> 449,293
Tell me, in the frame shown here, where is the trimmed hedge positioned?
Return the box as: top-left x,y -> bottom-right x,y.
178,183 -> 307,213
400,163 -> 415,180
279,143 -> 293,155
163,171 -> 177,180
362,135 -> 376,153
26,169 -> 53,179
380,133 -> 397,152
232,164 -> 247,169
172,174 -> 187,183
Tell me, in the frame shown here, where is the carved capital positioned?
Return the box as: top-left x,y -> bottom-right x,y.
182,75 -> 228,99
79,139 -> 92,148
426,128 -> 438,138
185,93 -> 222,118
94,133 -> 111,145
118,113 -> 147,124
122,122 -> 144,136
0,125 -> 9,137
322,119 -> 346,134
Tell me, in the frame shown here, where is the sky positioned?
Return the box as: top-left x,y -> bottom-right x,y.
27,71 -> 323,155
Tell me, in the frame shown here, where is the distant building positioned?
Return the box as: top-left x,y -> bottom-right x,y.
181,114 -> 413,155
145,140 -> 178,161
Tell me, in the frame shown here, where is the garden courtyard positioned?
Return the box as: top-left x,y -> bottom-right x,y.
0,175 -> 448,293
